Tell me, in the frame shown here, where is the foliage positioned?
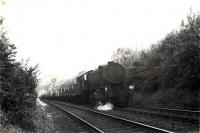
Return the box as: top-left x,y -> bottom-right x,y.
112,48 -> 138,69
118,12 -> 200,109
0,17 -> 39,131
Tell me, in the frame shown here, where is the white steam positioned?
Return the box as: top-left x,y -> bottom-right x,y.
97,102 -> 114,111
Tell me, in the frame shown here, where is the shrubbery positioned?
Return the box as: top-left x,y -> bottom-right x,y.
0,17 -> 39,131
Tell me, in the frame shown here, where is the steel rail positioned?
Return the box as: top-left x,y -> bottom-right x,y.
118,108 -> 199,123
44,100 -> 104,133
51,100 -> 175,133
146,107 -> 200,113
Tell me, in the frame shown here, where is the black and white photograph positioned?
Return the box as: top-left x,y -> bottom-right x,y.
0,0 -> 200,132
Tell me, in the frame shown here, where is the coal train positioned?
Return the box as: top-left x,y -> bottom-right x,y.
42,62 -> 131,107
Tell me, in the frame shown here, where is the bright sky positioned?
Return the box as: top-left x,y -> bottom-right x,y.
0,0 -> 200,85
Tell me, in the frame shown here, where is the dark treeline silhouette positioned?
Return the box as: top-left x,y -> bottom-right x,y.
0,17 -> 39,131
113,12 -> 200,110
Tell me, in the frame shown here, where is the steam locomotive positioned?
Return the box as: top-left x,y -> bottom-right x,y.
42,62 -> 131,107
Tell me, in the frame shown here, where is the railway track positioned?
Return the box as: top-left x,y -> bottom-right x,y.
117,107 -> 199,124
43,100 -> 174,133
110,107 -> 199,132
44,100 -> 103,133
145,107 -> 199,120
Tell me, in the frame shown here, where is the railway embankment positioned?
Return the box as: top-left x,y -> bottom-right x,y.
34,98 -> 86,133
0,109 -> 23,133
0,99 -> 56,133
129,88 -> 199,111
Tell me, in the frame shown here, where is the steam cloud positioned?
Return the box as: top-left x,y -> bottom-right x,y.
97,102 -> 114,111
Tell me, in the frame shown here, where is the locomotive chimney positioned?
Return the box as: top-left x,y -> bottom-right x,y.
108,61 -> 114,64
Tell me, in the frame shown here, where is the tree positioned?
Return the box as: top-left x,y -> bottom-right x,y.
125,11 -> 200,109
0,17 -> 39,131
111,48 -> 137,69
0,17 -> 17,114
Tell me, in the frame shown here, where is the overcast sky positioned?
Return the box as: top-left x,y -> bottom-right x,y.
0,0 -> 200,85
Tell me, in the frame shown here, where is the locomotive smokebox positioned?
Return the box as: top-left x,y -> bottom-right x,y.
88,62 -> 125,87
103,61 -> 125,84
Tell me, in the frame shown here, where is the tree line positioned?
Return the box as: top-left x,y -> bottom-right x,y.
0,17 -> 39,131
112,12 -> 200,109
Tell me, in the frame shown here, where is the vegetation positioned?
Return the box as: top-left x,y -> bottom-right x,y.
0,17 -> 39,131
0,103 -> 56,133
112,12 -> 200,110
112,48 -> 138,69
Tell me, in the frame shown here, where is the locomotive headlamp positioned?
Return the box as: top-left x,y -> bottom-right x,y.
105,87 -> 108,92
84,74 -> 87,80
129,85 -> 134,90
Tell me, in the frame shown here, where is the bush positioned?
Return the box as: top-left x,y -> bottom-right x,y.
0,17 -> 39,131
